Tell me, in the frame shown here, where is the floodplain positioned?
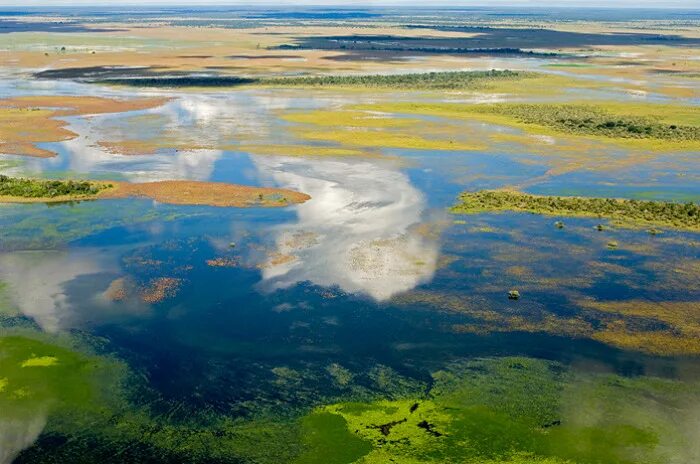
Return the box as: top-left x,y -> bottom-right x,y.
0,5 -> 699,464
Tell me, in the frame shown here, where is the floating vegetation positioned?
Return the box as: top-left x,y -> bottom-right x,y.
103,277 -> 128,302
138,277 -> 182,304
451,190 -> 700,231
0,333 -> 128,463
15,353 -> 694,464
296,357 -> 700,464
508,290 -> 521,300
395,290 -> 700,356
206,257 -> 239,268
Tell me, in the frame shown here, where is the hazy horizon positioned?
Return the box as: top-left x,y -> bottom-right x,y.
1,1 -> 699,9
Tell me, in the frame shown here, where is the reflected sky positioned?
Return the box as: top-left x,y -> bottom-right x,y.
255,155 -> 440,300
0,249 -> 118,332
0,414 -> 46,464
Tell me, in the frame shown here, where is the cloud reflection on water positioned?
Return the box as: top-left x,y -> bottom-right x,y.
0,414 -> 47,464
254,156 -> 440,301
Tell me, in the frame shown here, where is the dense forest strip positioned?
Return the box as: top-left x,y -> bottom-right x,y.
451,190 -> 700,230
92,70 -> 531,89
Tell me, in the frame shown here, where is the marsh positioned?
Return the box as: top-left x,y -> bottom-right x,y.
0,4 -> 699,464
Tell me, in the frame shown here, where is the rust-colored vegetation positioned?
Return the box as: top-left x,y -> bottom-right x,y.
0,96 -> 169,157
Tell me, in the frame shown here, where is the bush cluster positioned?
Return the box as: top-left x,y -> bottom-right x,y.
0,175 -> 104,198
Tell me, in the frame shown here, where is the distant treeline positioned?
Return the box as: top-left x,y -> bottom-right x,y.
277,44 -> 558,57
95,69 -> 530,89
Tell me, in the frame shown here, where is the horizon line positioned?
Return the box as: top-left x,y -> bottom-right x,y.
1,2 -> 700,10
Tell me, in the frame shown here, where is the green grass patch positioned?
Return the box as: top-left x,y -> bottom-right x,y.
295,412 -> 373,464
295,357 -> 696,464
451,190 -> 700,231
476,104 -> 700,141
352,101 -> 700,149
0,335 -> 124,419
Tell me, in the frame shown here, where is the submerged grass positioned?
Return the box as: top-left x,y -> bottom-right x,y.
296,357 -> 698,464
451,190 -> 700,231
10,349 -> 698,464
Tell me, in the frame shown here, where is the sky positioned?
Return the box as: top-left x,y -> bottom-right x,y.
0,0 -> 698,8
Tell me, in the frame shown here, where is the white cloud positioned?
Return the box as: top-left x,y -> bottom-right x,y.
254,156 -> 441,301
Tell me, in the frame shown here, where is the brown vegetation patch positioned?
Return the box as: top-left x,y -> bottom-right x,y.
102,180 -> 310,208
0,179 -> 310,208
206,257 -> 239,268
103,277 -> 128,302
0,96 -> 168,157
395,290 -> 700,356
139,277 -> 182,304
259,252 -> 298,269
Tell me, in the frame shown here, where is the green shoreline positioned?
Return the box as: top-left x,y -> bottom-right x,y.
451,190 -> 700,231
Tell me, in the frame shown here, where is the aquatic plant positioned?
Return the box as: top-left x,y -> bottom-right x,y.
294,357 -> 697,464
451,190 -> 700,231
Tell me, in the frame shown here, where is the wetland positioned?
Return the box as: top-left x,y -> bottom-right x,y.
0,5 -> 699,464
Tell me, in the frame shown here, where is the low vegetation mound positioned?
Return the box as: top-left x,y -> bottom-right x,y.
451,190 -> 700,230
0,176 -> 310,208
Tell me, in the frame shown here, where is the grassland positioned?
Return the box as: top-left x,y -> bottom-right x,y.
353,102 -> 700,151
451,190 -> 700,231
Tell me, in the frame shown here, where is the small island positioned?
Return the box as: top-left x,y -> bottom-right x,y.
0,176 -> 310,208
451,190 -> 700,231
